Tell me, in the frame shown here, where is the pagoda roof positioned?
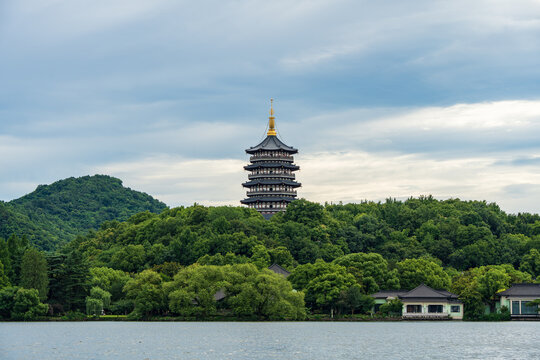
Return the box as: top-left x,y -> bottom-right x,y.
242,179 -> 301,187
241,196 -> 296,204
244,162 -> 300,170
245,135 -> 298,154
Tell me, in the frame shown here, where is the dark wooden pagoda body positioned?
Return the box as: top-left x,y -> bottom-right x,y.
241,105 -> 301,219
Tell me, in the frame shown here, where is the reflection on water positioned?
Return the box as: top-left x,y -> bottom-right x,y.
1,321 -> 539,360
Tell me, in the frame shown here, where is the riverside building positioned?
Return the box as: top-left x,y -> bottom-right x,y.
241,100 -> 301,219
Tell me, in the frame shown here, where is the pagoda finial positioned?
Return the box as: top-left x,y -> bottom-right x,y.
267,98 -> 277,136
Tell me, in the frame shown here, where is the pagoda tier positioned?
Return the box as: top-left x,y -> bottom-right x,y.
241,100 -> 301,219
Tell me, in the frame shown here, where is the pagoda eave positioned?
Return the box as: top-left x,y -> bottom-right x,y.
244,163 -> 300,171
242,180 -> 301,188
241,196 -> 296,204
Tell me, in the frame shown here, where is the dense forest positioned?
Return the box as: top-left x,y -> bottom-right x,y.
1,189 -> 540,320
0,175 -> 167,251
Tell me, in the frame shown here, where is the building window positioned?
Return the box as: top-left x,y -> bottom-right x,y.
512,301 -> 520,315
521,301 -> 539,315
450,305 -> 460,313
428,305 -> 443,313
406,305 -> 421,313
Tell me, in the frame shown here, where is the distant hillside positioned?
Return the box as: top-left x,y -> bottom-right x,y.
1,175 -> 167,251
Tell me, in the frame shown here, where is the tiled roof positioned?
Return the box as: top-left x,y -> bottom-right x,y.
401,284 -> 450,299
372,284 -> 460,301
268,263 -> 291,277
497,283 -> 540,297
371,290 -> 407,299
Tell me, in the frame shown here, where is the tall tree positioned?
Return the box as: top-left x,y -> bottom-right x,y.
47,250 -> 89,312
0,261 -> 10,290
123,270 -> 165,319
0,238 -> 12,282
7,235 -> 28,284
20,248 -> 49,301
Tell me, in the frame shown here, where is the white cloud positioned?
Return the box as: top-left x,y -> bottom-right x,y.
84,145 -> 540,215
299,151 -> 540,214
93,155 -> 246,207
291,99 -> 540,156
3,99 -> 540,215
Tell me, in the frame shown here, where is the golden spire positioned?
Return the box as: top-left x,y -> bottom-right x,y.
267,98 -> 277,136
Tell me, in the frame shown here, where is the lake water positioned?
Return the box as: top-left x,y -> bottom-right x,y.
1,321 -> 539,359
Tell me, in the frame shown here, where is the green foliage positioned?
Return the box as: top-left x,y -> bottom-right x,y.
86,298 -> 103,316
451,264 -> 531,318
306,269 -> 356,312
85,286 -> 112,315
250,245 -> 271,269
123,270 -> 166,319
379,298 -> 403,316
89,267 -> 131,302
0,261 -> 10,290
0,286 -> 48,320
341,284 -> 374,315
89,287 -> 111,308
61,311 -> 87,321
223,264 -> 305,320
165,264 -> 305,320
0,286 -> 18,318
282,199 -> 325,226
3,175 -> 167,251
4,189 -> 540,320
167,265 -> 226,317
268,246 -> 295,269
20,248 -> 49,301
6,235 -> 28,285
520,248 -> 540,277
396,258 -> 451,290
110,245 -> 146,273
0,238 -> 12,284
151,262 -> 183,279
197,253 -> 249,266
333,252 -> 399,293
65,198 -> 540,278
47,250 -> 90,313
12,288 -> 48,320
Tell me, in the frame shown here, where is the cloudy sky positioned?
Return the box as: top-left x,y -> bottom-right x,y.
2,0 -> 540,213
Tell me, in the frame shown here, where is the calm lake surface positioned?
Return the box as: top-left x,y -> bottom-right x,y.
1,321 -> 539,360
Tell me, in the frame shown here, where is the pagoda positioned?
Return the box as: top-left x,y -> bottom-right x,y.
241,100 -> 301,219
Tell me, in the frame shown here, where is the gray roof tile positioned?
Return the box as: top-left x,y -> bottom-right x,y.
497,283 -> 540,297
246,135 -> 298,154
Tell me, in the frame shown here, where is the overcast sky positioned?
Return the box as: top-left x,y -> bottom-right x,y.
2,0 -> 540,214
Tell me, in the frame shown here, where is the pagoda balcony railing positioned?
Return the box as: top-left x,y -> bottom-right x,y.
248,173 -> 296,180
250,155 -> 293,162
247,191 -> 297,196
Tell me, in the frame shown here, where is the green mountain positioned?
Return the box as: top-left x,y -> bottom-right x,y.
70,197 -> 540,273
0,175 -> 167,251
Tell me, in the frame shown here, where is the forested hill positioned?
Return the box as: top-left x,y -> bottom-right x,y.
2,195 -> 540,321
70,197 -> 540,272
0,175 -> 167,251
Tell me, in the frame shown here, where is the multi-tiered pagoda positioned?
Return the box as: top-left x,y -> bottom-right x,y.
241,100 -> 301,219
